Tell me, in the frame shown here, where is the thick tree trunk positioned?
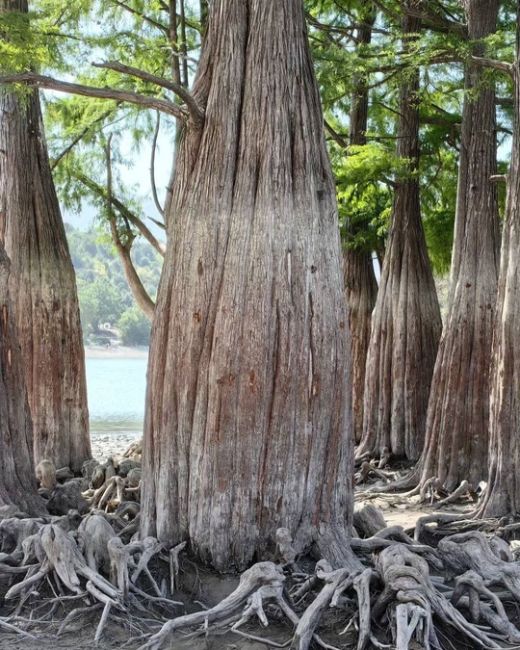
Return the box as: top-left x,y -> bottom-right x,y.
419,0 -> 500,492
0,244 -> 44,515
343,5 -> 378,443
0,0 -> 91,473
357,8 -> 442,462
142,0 -> 353,571
479,25 -> 520,518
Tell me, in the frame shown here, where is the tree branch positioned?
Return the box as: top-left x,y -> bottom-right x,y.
150,111 -> 165,217
496,97 -> 513,108
92,60 -> 204,125
179,0 -> 189,87
157,0 -> 202,32
371,0 -> 466,36
470,56 -> 514,77
324,120 -> 348,148
405,7 -> 466,37
104,141 -> 156,321
51,106 -> 119,171
109,0 -> 168,33
113,235 -> 156,320
0,73 -> 188,120
75,171 -> 165,256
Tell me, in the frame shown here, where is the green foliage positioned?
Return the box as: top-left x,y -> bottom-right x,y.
6,0 -> 514,293
332,143 -> 395,251
118,306 -> 150,346
66,224 -> 161,343
304,0 -> 512,275
30,0 -> 203,237
77,275 -> 126,334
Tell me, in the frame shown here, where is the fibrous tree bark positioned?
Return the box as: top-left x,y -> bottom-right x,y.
142,0 -> 353,571
357,5 -> 442,462
344,252 -> 377,444
343,4 -> 378,443
0,0 -> 91,472
0,243 -> 44,515
479,19 -> 520,517
418,0 -> 500,493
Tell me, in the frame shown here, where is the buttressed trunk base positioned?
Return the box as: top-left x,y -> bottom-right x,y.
142,0 -> 354,572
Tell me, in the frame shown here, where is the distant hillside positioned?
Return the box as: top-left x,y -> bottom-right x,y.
65,223 -> 163,346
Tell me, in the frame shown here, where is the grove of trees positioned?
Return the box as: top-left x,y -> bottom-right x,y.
2,0 -> 520,648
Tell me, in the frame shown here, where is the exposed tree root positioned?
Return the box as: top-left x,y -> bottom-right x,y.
354,457 -> 482,516
119,524 -> 520,650
135,562 -> 286,650
355,461 -> 396,486
4,468 -> 520,650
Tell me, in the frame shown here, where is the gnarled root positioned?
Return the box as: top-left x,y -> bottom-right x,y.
439,530 -> 520,599
5,523 -> 121,601
123,438 -> 143,461
6,498 -> 520,650
355,461 -> 395,486
374,544 -> 498,648
136,561 -> 285,650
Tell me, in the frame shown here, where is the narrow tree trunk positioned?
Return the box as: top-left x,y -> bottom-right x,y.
142,0 -> 353,572
419,0 -> 500,492
357,7 -> 442,462
343,5 -> 378,443
344,250 -> 377,443
479,19 -> 520,518
0,243 -> 44,515
112,240 -> 155,320
105,138 -> 155,321
0,0 -> 91,473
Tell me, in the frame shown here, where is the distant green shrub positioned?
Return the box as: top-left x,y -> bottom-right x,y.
118,307 -> 151,346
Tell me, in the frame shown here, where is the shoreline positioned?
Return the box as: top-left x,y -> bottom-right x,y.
90,430 -> 141,462
84,345 -> 148,359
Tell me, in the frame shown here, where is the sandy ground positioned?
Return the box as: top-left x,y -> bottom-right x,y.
90,431 -> 141,462
84,345 -> 148,359
0,625 -> 293,650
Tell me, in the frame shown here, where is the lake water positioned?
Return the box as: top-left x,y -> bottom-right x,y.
86,356 -> 147,435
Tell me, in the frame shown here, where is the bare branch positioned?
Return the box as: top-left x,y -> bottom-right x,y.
324,120 -> 348,148
92,60 -> 204,125
470,56 -> 514,77
150,111 -> 165,217
104,141 -> 156,321
75,172 -> 166,257
0,73 -> 188,120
